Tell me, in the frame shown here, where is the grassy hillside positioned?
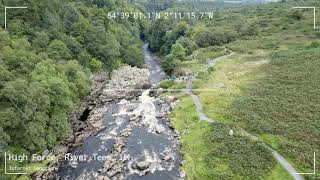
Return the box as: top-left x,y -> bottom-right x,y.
148,0 -> 320,179
228,47 -> 320,176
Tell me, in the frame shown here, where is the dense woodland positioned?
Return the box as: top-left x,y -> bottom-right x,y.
0,0 -> 146,173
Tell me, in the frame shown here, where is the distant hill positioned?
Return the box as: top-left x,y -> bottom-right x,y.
132,0 -> 281,12
175,0 -> 280,4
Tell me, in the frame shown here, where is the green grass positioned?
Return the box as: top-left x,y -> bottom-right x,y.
178,46 -> 225,73
192,47 -> 320,179
266,164 -> 293,180
169,94 -> 278,180
227,47 -> 320,178
167,1 -> 320,179
169,39 -> 299,180
195,52 -> 267,123
170,95 -> 211,179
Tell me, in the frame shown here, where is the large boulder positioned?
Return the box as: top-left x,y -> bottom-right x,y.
136,161 -> 150,171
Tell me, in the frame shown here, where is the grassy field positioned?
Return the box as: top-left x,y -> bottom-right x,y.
163,1 -> 320,179
168,28 -> 319,180
227,47 -> 320,178
169,92 -> 295,179
170,96 -> 210,179
194,52 -> 268,123
178,46 -> 226,74
192,46 -> 320,179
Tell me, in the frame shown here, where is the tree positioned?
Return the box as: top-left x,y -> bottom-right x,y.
7,19 -> 32,36
78,50 -> 91,67
90,58 -> 103,72
173,21 -> 189,37
194,29 -> 213,47
11,38 -> 31,50
42,9 -> 64,39
84,24 -> 120,68
32,31 -> 49,52
62,35 -> 82,59
148,18 -> 173,52
123,46 -> 143,67
0,127 -> 10,158
58,60 -> 90,100
176,37 -> 198,56
71,15 -> 91,40
0,30 -> 10,49
47,40 -> 72,60
162,54 -> 176,75
1,44 -> 42,76
171,43 -> 186,61
194,28 -> 237,47
61,4 -> 80,32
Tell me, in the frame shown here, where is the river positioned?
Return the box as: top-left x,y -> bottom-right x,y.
57,44 -> 182,180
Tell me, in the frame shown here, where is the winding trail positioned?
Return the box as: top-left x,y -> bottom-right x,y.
186,50 -> 304,180
187,50 -> 235,123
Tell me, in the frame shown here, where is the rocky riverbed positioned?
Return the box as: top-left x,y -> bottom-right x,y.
35,45 -> 184,180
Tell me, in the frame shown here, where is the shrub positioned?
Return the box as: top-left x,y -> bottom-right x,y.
90,58 -> 103,72
162,54 -> 176,74
310,41 -> 320,48
176,37 -> 198,56
171,43 -> 186,61
194,28 -> 237,48
287,10 -> 303,20
159,80 -> 175,89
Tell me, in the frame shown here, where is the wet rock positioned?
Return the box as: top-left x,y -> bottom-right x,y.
148,89 -> 157,97
168,123 -> 175,130
158,88 -> 164,94
133,161 -> 150,171
131,162 -> 137,170
120,131 -> 130,138
112,162 -> 123,173
156,111 -> 165,118
164,154 -> 173,162
155,125 -> 164,134
107,169 -> 118,177
52,145 -> 68,159
179,169 -> 186,178
42,149 -> 50,158
174,131 -> 180,138
129,115 -> 139,122
97,175 -> 110,180
137,162 -> 149,171
113,138 -> 126,153
142,83 -> 152,89
167,96 -> 175,102
126,104 -> 137,112
110,130 -> 117,136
